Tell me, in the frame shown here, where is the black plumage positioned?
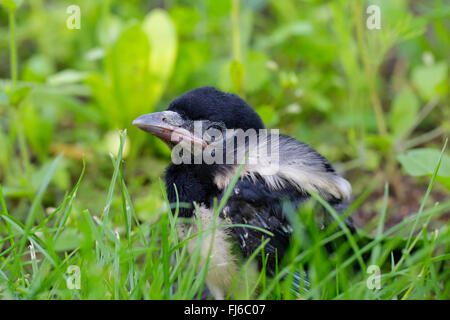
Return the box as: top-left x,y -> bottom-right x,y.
167,86 -> 265,131
133,86 -> 353,298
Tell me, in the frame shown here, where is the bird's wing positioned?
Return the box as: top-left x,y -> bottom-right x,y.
220,177 -> 295,272
215,134 -> 352,202
215,134 -> 353,274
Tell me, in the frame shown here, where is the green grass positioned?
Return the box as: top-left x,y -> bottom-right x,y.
0,0 -> 448,300
0,131 -> 448,300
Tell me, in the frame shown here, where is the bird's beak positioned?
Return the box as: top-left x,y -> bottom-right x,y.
132,111 -> 207,149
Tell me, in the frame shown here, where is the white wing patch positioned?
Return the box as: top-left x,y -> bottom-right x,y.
214,134 -> 351,201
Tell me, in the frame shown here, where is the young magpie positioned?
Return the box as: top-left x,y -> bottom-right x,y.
133,86 -> 353,299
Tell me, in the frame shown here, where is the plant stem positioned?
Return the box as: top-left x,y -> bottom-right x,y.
399,97 -> 440,144
231,0 -> 244,96
352,1 -> 406,200
9,10 -> 18,89
231,0 -> 242,63
352,1 -> 387,136
15,108 -> 31,177
403,126 -> 446,150
8,8 -> 31,176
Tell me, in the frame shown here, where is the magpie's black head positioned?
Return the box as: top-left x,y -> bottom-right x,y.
168,87 -> 264,131
133,86 -> 264,149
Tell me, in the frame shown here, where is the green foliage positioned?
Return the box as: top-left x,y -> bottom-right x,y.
1,132 -> 448,300
398,148 -> 450,189
87,9 -> 177,130
389,87 -> 419,139
412,61 -> 448,100
0,0 -> 448,300
0,0 -> 22,12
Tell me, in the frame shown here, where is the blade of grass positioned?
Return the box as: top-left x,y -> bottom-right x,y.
101,129 -> 126,222
16,153 -> 63,275
398,139 -> 448,273
308,190 -> 366,271
54,158 -> 86,241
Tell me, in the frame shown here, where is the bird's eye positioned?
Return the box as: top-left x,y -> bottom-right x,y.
204,124 -> 224,143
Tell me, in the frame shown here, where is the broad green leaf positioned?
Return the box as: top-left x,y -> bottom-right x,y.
8,85 -> 31,107
90,10 -> 177,130
142,9 -> 178,106
105,24 -> 152,126
245,51 -> 269,93
47,70 -> 88,86
436,177 -> 450,189
397,148 -> 450,189
388,86 -> 419,139
412,61 -> 448,100
0,0 -> 22,11
85,73 -> 119,127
